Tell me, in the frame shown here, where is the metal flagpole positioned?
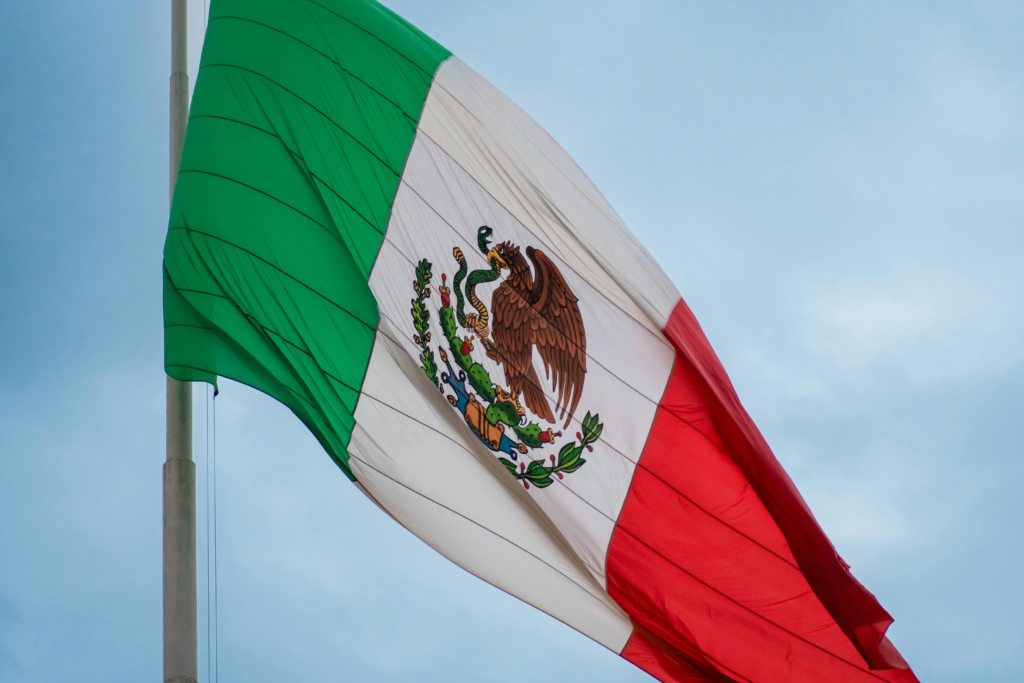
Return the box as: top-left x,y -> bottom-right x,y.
165,1 -> 197,682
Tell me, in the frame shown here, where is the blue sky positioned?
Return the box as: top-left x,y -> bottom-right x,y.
1,0 -> 1022,681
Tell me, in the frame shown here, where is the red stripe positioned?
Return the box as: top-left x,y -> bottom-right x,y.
607,300 -> 917,683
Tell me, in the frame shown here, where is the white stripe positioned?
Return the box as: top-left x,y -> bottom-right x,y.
353,57 -> 681,654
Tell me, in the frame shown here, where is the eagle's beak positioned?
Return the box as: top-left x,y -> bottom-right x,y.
486,248 -> 508,269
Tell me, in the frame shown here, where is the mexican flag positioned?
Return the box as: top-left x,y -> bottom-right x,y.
164,1 -> 917,681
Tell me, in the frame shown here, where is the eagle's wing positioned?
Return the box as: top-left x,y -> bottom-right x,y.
526,247 -> 587,428
490,278 -> 556,424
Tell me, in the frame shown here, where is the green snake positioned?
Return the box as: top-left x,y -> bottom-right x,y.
452,226 -> 506,334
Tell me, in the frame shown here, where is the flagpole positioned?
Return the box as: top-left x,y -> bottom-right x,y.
165,1 -> 197,682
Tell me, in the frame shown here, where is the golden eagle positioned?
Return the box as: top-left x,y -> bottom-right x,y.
487,241 -> 587,428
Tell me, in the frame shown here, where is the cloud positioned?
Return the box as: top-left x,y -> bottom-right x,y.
801,268 -> 1018,382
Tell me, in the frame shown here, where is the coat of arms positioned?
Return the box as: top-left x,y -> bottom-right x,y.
410,226 -> 604,489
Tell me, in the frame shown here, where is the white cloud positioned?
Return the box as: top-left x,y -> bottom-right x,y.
801,269 -> 1019,381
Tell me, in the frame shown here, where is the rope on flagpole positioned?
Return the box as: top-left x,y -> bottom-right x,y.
205,384 -> 212,683
212,386 -> 220,683
204,380 -> 221,683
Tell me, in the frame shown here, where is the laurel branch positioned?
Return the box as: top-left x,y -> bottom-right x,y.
499,412 -> 603,489
411,259 -> 439,386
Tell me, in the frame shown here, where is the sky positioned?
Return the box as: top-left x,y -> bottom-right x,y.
0,0 -> 1022,681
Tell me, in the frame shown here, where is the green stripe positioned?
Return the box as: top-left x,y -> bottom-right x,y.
163,0 -> 450,478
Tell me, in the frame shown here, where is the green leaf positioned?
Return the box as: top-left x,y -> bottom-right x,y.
558,444 -> 582,467
582,414 -> 603,444
411,301 -> 431,337
419,349 -> 438,386
498,458 -> 518,474
526,459 -> 548,476
415,259 -> 433,286
561,457 -> 586,473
